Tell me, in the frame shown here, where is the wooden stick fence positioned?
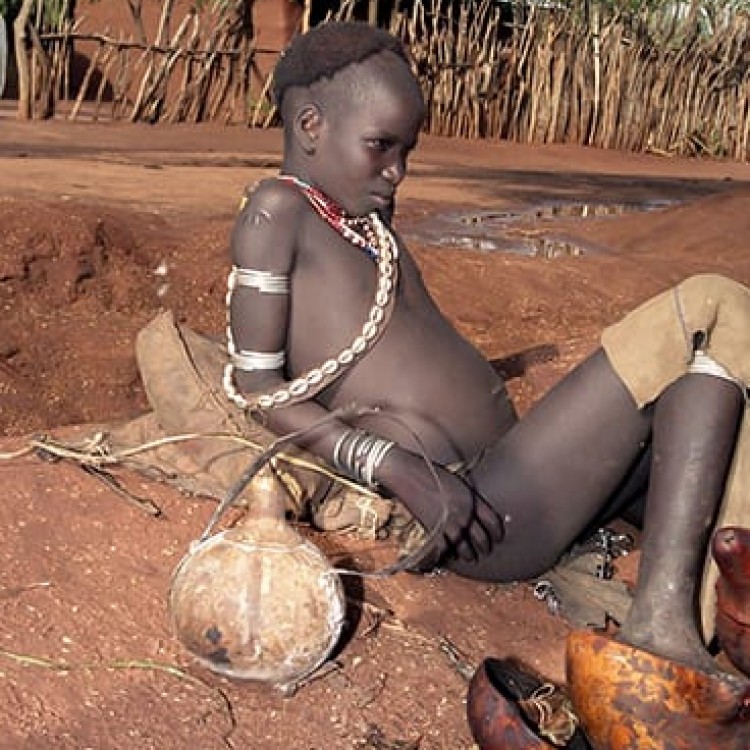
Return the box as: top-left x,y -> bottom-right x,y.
12,0 -> 750,160
19,0 -> 265,124
396,0 -> 750,160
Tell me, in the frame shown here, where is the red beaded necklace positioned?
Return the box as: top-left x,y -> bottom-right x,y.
278,174 -> 382,261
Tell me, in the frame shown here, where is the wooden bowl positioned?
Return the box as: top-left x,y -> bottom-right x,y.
566,630 -> 750,750
466,657 -> 591,749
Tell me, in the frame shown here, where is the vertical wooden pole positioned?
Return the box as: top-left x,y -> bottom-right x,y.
14,0 -> 36,119
302,0 -> 312,34
0,13 -> 7,98
589,3 -> 600,146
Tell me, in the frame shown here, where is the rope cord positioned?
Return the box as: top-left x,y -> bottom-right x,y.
1,407 -> 452,579
198,403 -> 451,580
0,430 -> 379,498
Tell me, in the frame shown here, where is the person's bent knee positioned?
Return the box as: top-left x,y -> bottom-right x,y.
444,530 -> 568,583
677,272 -> 750,389
678,272 -> 747,303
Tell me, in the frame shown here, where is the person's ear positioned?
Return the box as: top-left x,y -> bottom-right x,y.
294,104 -> 322,155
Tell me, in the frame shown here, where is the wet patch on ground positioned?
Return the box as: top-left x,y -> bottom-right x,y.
402,199 -> 681,258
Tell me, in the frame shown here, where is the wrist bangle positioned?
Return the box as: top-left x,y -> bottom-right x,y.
331,428 -> 395,489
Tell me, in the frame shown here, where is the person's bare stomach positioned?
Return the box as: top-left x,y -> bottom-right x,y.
303,311 -> 517,465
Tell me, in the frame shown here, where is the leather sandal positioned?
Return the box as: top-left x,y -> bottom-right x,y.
566,629 -> 750,750
311,489 -> 394,537
466,656 -> 591,749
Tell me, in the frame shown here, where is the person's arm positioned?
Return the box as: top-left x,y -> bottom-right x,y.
227,180 -> 351,460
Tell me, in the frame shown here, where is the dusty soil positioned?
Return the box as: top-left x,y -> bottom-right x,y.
1,115 -> 749,750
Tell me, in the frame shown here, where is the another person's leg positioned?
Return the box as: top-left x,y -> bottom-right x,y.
465,273 -> 749,670
617,371 -> 743,672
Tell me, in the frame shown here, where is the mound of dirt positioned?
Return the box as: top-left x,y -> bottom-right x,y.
0,197 -> 229,435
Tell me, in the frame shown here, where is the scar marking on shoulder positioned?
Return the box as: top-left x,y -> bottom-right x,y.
251,208 -> 272,225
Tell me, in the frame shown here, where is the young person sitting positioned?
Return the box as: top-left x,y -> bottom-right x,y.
222,19 -> 750,743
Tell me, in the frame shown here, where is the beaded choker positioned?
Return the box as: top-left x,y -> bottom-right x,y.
277,174 -> 385,261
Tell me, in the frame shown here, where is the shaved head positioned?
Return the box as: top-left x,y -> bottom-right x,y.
273,21 -> 412,115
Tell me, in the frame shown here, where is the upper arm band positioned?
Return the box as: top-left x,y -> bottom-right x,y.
228,266 -> 290,295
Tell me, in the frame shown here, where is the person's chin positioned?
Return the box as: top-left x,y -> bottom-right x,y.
378,203 -> 395,222
371,195 -> 395,221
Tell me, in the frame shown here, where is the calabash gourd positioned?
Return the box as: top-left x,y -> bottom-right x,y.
713,526 -> 750,677
169,465 -> 346,688
566,629 -> 750,750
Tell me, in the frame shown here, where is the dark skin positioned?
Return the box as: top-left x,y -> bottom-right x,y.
230,50 -> 745,673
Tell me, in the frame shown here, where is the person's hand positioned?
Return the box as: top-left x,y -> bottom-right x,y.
376,447 -> 504,565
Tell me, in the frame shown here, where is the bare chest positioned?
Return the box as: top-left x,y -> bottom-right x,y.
286,227 -> 514,460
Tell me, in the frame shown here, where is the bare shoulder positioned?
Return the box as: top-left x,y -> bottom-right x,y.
230,177 -> 308,268
240,177 -> 307,217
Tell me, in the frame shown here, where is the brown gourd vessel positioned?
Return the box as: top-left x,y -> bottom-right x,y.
713,526 -> 750,677
566,629 -> 750,750
168,466 -> 346,689
466,657 -> 591,749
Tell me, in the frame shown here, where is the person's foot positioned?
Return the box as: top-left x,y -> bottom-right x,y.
616,616 -> 722,676
615,586 -> 722,676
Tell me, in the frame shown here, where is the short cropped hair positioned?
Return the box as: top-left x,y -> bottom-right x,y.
273,21 -> 410,111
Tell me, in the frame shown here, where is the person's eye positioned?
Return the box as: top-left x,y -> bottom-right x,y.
366,138 -> 392,152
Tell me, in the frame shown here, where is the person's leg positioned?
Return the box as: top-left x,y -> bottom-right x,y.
617,371 -> 743,672
577,441 -> 651,538
453,274 -> 749,583
461,359 -> 743,672
456,348 -> 653,581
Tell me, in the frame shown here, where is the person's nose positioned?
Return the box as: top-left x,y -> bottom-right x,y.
382,154 -> 407,186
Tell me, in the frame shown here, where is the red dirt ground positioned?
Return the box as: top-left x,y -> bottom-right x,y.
1,116 -> 749,749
